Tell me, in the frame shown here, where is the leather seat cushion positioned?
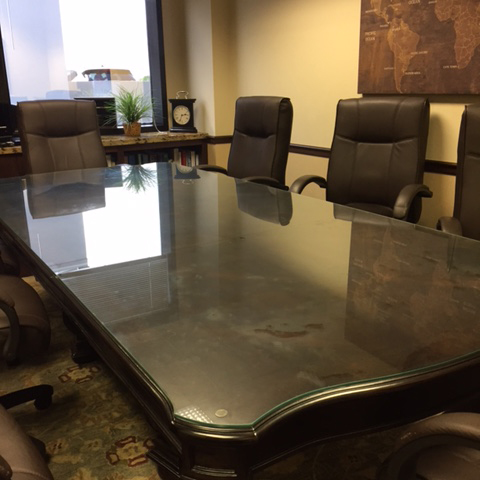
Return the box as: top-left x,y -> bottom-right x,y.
0,404 -> 53,480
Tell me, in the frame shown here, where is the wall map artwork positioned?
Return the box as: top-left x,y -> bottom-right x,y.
358,0 -> 480,94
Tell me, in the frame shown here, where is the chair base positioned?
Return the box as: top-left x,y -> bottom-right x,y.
0,384 -> 53,410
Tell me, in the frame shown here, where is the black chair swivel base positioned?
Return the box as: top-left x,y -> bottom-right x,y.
0,384 -> 53,410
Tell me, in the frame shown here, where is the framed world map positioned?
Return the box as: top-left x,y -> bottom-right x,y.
358,0 -> 480,94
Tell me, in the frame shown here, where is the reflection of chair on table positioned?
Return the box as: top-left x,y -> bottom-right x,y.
25,170 -> 106,364
235,179 -> 293,225
26,170 -> 106,219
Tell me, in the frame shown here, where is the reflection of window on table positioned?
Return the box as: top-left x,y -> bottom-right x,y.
24,174 -> 164,273
0,0 -> 167,133
61,257 -> 172,324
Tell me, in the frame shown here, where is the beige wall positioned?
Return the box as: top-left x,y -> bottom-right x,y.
162,0 -> 477,228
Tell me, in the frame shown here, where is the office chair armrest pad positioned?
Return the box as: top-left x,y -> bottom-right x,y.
393,184 -> 433,220
437,216 -> 463,236
196,165 -> 228,175
290,175 -> 327,194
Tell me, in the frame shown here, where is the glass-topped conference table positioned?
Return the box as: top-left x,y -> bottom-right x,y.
1,162 -> 480,479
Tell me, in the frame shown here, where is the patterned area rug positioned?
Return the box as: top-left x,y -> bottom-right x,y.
0,277 -> 401,480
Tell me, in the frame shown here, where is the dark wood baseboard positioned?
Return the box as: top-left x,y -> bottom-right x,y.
289,144 -> 330,158
207,135 -> 232,145
207,136 -> 457,176
424,160 -> 456,176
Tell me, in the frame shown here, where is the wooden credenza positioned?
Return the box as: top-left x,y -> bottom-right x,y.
0,132 -> 209,178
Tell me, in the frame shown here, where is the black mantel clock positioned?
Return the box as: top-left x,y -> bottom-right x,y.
169,91 -> 197,133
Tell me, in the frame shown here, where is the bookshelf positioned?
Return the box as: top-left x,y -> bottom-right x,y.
102,132 -> 208,166
0,132 -> 209,177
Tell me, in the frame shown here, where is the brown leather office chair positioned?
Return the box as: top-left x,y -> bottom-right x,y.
378,413 -> 480,480
0,275 -> 50,366
0,385 -> 54,480
199,96 -> 293,189
437,103 -> 480,240
291,96 -> 432,223
17,99 -> 107,174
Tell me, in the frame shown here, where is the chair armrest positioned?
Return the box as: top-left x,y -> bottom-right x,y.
290,175 -> 327,194
392,184 -> 433,220
437,216 -> 463,236
380,413 -> 480,480
196,165 -> 228,175
243,176 -> 289,190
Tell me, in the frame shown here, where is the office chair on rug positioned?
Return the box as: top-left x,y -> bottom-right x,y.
198,96 -> 293,189
0,262 -> 53,477
437,103 -> 480,240
0,240 -> 50,366
0,273 -> 51,366
17,99 -> 107,174
0,385 -> 54,480
291,96 -> 432,223
378,412 -> 480,480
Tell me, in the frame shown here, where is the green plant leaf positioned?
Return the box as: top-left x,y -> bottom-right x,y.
105,87 -> 152,126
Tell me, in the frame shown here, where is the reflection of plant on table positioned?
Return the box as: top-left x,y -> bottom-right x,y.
123,165 -> 157,193
105,87 -> 152,136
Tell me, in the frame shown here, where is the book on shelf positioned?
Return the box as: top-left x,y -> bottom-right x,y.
109,147 -> 200,167
174,148 -> 200,167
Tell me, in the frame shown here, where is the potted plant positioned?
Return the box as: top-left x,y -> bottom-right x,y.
105,87 -> 152,136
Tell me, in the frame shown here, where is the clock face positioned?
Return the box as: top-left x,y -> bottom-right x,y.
173,105 -> 191,125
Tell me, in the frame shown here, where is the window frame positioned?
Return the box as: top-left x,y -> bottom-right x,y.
0,0 -> 168,137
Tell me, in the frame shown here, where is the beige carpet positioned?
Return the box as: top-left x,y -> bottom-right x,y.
0,277 -> 400,480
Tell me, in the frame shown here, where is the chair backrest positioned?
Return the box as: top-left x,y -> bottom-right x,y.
17,99 -> 107,174
453,103 -> 480,241
227,96 -> 293,185
326,96 -> 430,212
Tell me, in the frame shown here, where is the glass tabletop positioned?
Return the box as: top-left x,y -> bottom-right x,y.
1,162 -> 480,428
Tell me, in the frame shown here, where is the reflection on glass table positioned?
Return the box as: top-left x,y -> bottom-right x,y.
1,162 -> 480,480
24,165 -> 162,273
